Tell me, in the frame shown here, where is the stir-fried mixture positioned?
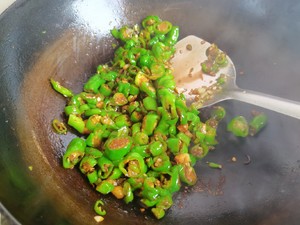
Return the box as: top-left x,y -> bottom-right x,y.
50,15 -> 267,221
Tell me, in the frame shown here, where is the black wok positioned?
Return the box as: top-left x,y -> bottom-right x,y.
1,0 -> 300,224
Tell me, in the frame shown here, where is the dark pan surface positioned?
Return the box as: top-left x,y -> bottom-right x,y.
1,0 -> 300,224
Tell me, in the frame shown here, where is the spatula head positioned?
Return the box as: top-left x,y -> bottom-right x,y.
171,35 -> 235,105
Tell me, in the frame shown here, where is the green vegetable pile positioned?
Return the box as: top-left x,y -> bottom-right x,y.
51,16 -> 226,220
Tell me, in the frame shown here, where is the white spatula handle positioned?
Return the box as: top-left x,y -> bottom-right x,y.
228,88 -> 300,119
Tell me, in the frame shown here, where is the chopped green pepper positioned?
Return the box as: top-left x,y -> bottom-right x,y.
142,15 -> 161,29
156,194 -> 173,210
227,116 -> 249,137
189,144 -> 209,159
84,74 -> 105,93
130,111 -> 143,122
99,84 -> 112,97
63,138 -> 86,169
96,180 -> 115,194
94,200 -> 107,216
160,166 -> 181,193
85,115 -> 102,132
86,126 -> 105,148
97,156 -> 114,179
166,138 -> 180,154
131,145 -> 150,158
52,119 -> 67,134
133,132 -> 149,145
151,207 -> 165,219
143,96 -> 158,111
85,147 -> 103,158
249,113 -> 268,136
211,105 -> 226,121
104,136 -> 132,161
154,21 -> 172,35
119,152 -> 147,177
64,105 -> 81,116
151,153 -> 171,172
178,164 -> 197,186
108,167 -> 123,180
87,170 -> 98,184
101,71 -> 118,81
113,93 -> 128,106
50,78 -> 73,98
79,156 -> 97,174
157,88 -> 177,118
141,114 -> 160,136
207,161 -> 222,169
149,141 -> 164,156
164,26 -> 179,46
215,52 -> 228,67
123,181 -> 134,204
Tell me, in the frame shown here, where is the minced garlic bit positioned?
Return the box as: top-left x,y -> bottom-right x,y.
231,156 -> 237,162
94,216 -> 104,223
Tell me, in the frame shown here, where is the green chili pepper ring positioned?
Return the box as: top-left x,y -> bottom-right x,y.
104,136 -> 133,161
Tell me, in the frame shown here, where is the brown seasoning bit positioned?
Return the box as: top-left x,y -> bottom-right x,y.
140,208 -> 146,213
186,44 -> 193,51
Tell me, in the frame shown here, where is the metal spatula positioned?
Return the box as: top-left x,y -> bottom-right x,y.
171,35 -> 300,119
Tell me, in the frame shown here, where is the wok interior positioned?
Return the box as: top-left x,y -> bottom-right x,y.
1,0 -> 300,225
